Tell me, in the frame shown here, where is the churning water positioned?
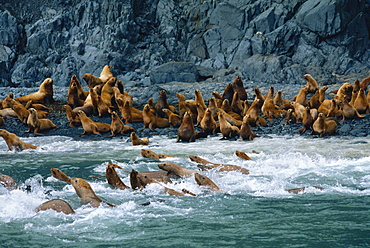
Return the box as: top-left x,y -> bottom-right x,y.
0,135 -> 369,247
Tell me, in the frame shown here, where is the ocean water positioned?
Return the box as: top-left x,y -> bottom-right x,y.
0,134 -> 369,247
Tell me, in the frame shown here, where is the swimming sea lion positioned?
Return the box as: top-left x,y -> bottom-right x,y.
176,111 -> 196,142
26,108 -> 57,135
130,132 -> 149,146
106,163 -> 130,190
194,173 -> 222,192
0,174 -> 18,190
0,129 -> 37,151
15,78 -> 55,104
50,168 -> 72,183
235,151 -> 252,160
35,199 -> 75,215
158,162 -> 197,177
141,149 -> 173,160
71,177 -> 114,207
189,155 -> 250,174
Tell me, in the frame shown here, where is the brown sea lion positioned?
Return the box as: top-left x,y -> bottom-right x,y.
101,76 -> 116,107
200,108 -> 218,134
245,99 -> 263,126
327,99 -> 343,119
0,174 -> 18,190
177,111 -> 196,142
189,155 -> 250,174
0,129 -> 37,151
334,83 -> 353,102
194,89 -> 207,111
24,100 -> 50,112
291,101 -> 306,122
232,76 -> 248,100
35,199 -> 75,215
221,83 -> 234,103
312,113 -> 337,137
2,93 -> 14,109
142,104 -> 170,130
50,168 -> 72,183
308,90 -> 320,109
261,99 -> 285,121
130,169 -> 174,189
82,73 -> 104,89
207,97 -> 219,117
195,103 -> 205,126
295,87 -> 309,107
341,99 -> 365,120
26,108 -> 57,135
130,132 -> 149,146
155,90 -> 172,118
68,81 -> 85,108
96,94 -> 110,117
212,91 -> 223,108
274,91 -> 291,110
71,177 -> 114,207
0,108 -> 17,118
77,110 -> 111,135
158,162 -> 197,177
303,74 -> 319,93
235,151 -> 252,161
63,105 -> 81,127
231,92 -> 243,115
106,163 -> 130,190
354,88 -> 369,114
141,149 -> 173,160
359,75 -> 370,91
162,108 -> 181,128
194,173 -> 222,192
11,99 -> 30,123
15,78 -> 55,104
110,111 -> 134,136
99,65 -> 113,83
69,75 -> 88,100
299,107 -> 314,135
286,186 -> 324,194
254,88 -> 265,107
240,115 -> 258,141
218,110 -> 239,139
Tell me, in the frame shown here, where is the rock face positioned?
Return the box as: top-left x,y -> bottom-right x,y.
0,0 -> 369,87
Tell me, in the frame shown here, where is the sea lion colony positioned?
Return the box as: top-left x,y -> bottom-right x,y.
0,65 -> 368,213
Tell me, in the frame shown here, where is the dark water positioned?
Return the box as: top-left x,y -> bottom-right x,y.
0,135 -> 369,247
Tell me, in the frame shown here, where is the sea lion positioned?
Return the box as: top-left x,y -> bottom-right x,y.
0,117 -> 4,126
76,110 -> 111,135
63,105 -> 81,127
231,92 -> 243,115
158,162 -> 197,177
245,99 -> 263,126
274,91 -> 291,110
35,199 -> 75,215
295,86 -> 309,107
82,73 -> 104,89
2,92 -> 14,109
69,75 -> 88,100
195,103 -> 205,126
240,115 -> 258,141
106,163 -> 130,190
26,108 -> 57,135
50,168 -> 72,183
212,91 -> 223,108
335,83 -> 353,102
286,186 -> 324,194
96,94 -> 110,117
194,89 -> 207,111
207,97 -> 219,117
0,174 -> 18,190
189,155 -> 250,174
162,108 -> 181,128
0,108 -> 17,118
15,78 -> 55,104
232,76 -> 248,100
176,111 -> 196,142
261,99 -> 285,121
235,151 -> 252,160
359,75 -> 370,91
327,99 -> 343,119
141,149 -> 173,159
155,90 -> 173,118
71,177 -> 114,207
221,83 -> 234,103
130,132 -> 149,146
101,76 -> 116,107
68,80 -> 85,108
0,129 -> 37,151
99,65 -> 113,83
308,90 -> 320,109
299,107 -> 314,135
110,111 -> 134,136
24,100 -> 50,112
291,101 -> 306,122
11,99 -> 30,123
312,113 -> 337,137
142,104 -> 170,130
116,98 -> 142,123
200,108 -> 218,134
341,99 -> 365,120
254,88 -> 265,107
217,110 -> 239,139
194,173 -> 222,192
353,88 -> 369,114
303,74 -> 319,93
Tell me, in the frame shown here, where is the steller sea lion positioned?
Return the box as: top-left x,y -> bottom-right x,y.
0,174 -> 18,190
99,65 -> 114,83
101,76 -> 116,107
235,151 -> 252,160
2,93 -> 14,109
232,76 -> 248,101
106,163 -> 130,190
50,168 -> 72,184
68,80 -> 85,108
158,162 -> 197,178
353,88 -> 369,114
110,111 -> 134,136
35,199 -> 75,215
294,86 -> 309,107
221,83 -> 234,103
303,74 -> 319,93
82,73 -> 104,89
218,110 -> 239,139
189,155 -> 250,174
130,132 -> 149,146
359,75 -> 370,91
194,173 -> 222,192
341,99 -> 365,120
26,108 -> 57,135
141,149 -> 173,160
15,78 -> 55,104
177,111 -> 196,142
76,110 -> 111,135
162,108 -> 181,128
155,90 -> 174,118
334,83 -> 353,102
299,107 -> 314,135
200,108 -> 218,134
142,104 -> 170,130
71,177 -> 114,207
63,105 -> 81,127
240,115 -> 258,141
11,99 -> 30,123
194,89 -> 207,111
0,129 -> 37,151
312,113 -> 337,137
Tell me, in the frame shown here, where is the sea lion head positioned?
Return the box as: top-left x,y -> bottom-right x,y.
141,149 -> 159,159
50,168 -> 71,183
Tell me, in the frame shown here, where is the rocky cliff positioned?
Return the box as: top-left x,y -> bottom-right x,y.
0,0 -> 369,87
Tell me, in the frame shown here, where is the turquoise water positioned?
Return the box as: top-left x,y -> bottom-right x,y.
0,135 -> 369,247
